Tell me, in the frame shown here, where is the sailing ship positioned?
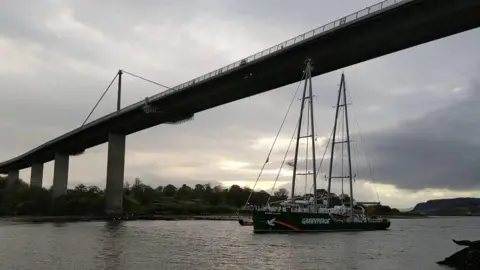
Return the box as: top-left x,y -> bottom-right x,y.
243,59 -> 390,233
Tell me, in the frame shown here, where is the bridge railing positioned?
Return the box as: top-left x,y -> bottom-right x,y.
145,0 -> 409,101
111,0 -> 410,119
83,0 -> 411,131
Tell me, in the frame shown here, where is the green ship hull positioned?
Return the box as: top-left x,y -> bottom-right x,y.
252,211 -> 390,233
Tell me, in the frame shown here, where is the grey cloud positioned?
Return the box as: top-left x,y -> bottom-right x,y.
0,1 -> 54,38
357,79 -> 480,190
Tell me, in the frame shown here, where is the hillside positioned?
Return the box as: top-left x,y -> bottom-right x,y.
412,198 -> 480,216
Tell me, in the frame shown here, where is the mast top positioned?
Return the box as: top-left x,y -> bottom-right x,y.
326,73 -> 354,212
290,59 -> 318,208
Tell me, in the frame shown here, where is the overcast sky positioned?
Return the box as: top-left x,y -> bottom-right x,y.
1,0 -> 480,208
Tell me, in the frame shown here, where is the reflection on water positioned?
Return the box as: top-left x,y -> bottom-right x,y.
0,217 -> 478,269
97,221 -> 126,269
52,221 -> 68,228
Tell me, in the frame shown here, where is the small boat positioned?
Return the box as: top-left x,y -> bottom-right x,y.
243,60 -> 390,233
238,218 -> 254,226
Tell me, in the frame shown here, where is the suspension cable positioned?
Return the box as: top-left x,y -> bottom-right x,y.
345,80 -> 381,203
81,72 -> 119,127
308,129 -> 333,195
350,114 -> 363,182
243,71 -> 306,208
351,130 -> 362,181
308,81 -> 337,196
122,70 -> 171,89
266,119 -> 299,204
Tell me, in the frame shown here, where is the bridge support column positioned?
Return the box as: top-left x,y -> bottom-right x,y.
30,163 -> 43,188
7,170 -> 19,188
53,153 -> 69,198
105,133 -> 126,216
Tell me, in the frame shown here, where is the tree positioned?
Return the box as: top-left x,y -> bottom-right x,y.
366,205 -> 393,215
207,185 -> 226,205
227,185 -> 245,207
163,184 -> 177,197
250,190 -> 269,206
317,189 -> 328,197
133,178 -> 142,188
203,183 -> 213,203
132,178 -> 146,192
0,176 -> 399,218
273,188 -> 288,200
87,186 -> 102,196
74,184 -> 88,193
193,184 -> 205,200
176,184 -> 192,200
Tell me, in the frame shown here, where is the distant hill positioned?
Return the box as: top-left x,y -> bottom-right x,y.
398,207 -> 414,212
412,198 -> 480,216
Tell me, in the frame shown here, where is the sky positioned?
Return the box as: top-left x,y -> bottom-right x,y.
1,0 -> 480,208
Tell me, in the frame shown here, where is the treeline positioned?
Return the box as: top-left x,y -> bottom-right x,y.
0,176 -> 405,217
0,177 -> 288,216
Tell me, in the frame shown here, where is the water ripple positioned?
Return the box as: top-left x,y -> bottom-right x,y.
0,218 -> 478,269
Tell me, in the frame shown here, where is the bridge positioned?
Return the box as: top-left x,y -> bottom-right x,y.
1,0 -> 479,215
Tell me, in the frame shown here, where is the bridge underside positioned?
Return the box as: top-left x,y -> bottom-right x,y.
1,0 -> 480,173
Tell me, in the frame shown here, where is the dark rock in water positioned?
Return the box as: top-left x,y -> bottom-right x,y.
437,239 -> 480,269
452,240 -> 480,248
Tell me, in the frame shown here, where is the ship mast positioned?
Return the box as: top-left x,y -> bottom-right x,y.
290,59 -> 318,211
343,74 -> 354,216
326,75 -> 343,207
326,73 -> 354,213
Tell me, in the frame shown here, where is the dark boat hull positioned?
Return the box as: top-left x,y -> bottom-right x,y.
238,219 -> 254,226
252,211 -> 390,233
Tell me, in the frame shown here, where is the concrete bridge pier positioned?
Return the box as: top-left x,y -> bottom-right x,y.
7,170 -> 19,188
53,153 -> 69,198
30,163 -> 43,188
105,133 -> 126,216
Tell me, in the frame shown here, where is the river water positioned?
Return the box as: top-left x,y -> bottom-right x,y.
0,217 -> 478,270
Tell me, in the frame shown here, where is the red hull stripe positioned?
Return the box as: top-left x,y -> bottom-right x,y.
274,220 -> 300,231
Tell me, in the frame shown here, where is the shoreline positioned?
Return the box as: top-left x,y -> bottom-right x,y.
0,214 -> 243,223
1,214 -> 476,224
